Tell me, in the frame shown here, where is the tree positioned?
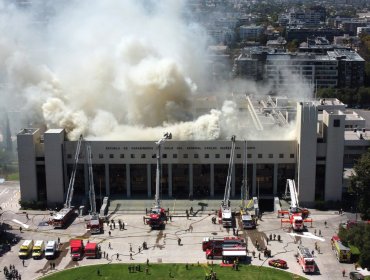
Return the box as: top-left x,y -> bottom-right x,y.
350,149 -> 370,220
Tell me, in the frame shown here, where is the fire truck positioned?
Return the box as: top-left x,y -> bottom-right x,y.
202,237 -> 224,251
219,136 -> 236,228
280,179 -> 312,231
85,142 -> 104,234
85,242 -> 101,259
146,133 -> 172,230
52,135 -> 83,229
70,239 -> 84,261
297,246 -> 316,273
204,237 -> 246,259
331,235 -> 351,263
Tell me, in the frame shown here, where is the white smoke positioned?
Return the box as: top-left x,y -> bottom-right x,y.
0,0 -> 300,141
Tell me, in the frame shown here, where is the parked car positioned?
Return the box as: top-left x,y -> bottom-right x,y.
268,259 -> 288,269
349,271 -> 364,280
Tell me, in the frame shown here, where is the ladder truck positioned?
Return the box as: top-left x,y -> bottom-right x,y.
85,142 -> 104,234
146,132 -> 172,230
240,140 -> 256,229
280,179 -> 312,231
52,135 -> 83,229
219,135 -> 236,228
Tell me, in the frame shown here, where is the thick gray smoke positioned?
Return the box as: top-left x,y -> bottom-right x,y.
0,0 -> 301,141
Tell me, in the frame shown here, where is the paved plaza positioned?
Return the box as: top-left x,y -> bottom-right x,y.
0,182 -> 368,279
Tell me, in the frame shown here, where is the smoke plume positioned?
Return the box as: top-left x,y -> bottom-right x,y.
0,0 -> 303,141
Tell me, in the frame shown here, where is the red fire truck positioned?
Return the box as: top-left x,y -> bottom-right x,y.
297,246 -> 316,273
52,208 -> 75,229
85,242 -> 101,259
70,239 -> 84,261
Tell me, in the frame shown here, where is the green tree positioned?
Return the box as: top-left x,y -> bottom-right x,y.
350,149 -> 370,220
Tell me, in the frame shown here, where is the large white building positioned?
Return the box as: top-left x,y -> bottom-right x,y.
17,95 -> 370,208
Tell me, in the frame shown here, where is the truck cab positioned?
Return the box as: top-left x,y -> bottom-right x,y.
19,240 -> 33,259
242,214 -> 256,229
85,242 -> 101,259
45,241 -> 58,260
202,237 -> 223,251
206,245 -> 222,259
32,240 -> 45,259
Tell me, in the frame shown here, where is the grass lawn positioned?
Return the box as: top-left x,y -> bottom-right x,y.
41,263 -> 307,280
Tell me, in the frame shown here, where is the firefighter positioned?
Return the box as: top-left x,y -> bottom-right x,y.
178,238 -> 181,246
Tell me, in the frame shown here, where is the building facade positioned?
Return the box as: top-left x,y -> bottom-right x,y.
17,97 -> 370,208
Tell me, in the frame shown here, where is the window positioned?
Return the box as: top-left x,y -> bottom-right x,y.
205,154 -> 209,158
152,154 -> 156,159
131,154 -> 135,159
279,154 -> 284,158
226,154 -> 230,158
109,154 -> 114,159
67,154 -> 72,159
258,154 -> 262,158
269,154 -> 273,158
120,154 -> 124,158
183,154 -> 188,158
173,154 -> 177,159
163,154 -> 167,158
194,154 -> 199,159
99,154 -> 103,159
290,154 -> 294,158
247,154 -> 252,158
215,154 -> 220,158
237,154 -> 241,158
333,119 -> 340,127
141,154 -> 146,159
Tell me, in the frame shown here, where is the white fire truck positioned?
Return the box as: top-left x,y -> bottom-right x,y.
297,246 -> 316,273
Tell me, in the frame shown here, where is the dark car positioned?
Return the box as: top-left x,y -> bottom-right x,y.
349,271 -> 365,280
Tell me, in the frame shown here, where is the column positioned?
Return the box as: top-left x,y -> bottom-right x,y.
231,165 -> 235,197
252,163 -> 257,196
147,164 -> 151,198
168,164 -> 172,197
210,163 -> 214,197
126,164 -> 131,198
105,164 -> 110,196
189,163 -> 193,197
273,164 -> 278,196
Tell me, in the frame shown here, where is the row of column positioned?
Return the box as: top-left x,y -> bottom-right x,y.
93,163 -> 279,198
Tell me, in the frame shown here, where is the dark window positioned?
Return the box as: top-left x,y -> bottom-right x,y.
163,154 -> 167,158
258,154 -> 262,158
247,154 -> 252,158
67,154 -> 72,159
141,154 -> 146,159
183,154 -> 188,158
109,154 -> 114,159
173,154 -> 178,159
99,154 -> 103,159
279,154 -> 284,158
334,119 -> 340,127
269,154 -> 273,158
131,154 -> 135,159
290,154 -> 294,158
237,154 -> 241,158
194,154 -> 199,158
215,154 -> 220,158
205,154 -> 209,158
152,154 -> 156,159
226,154 -> 230,158
120,154 -> 124,158
316,156 -> 326,160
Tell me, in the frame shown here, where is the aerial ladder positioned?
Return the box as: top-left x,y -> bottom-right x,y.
146,132 -> 172,230
219,135 -> 236,228
240,140 -> 257,229
52,135 -> 83,228
86,142 -> 104,234
280,179 -> 312,231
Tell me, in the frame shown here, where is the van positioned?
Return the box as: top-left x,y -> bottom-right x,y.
45,241 -> 58,260
18,240 -> 33,259
32,240 -> 45,259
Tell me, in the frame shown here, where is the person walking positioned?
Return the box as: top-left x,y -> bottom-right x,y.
342,269 -> 345,277
108,231 -> 111,237
130,253 -> 133,260
22,260 -> 25,267
108,242 -> 111,249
